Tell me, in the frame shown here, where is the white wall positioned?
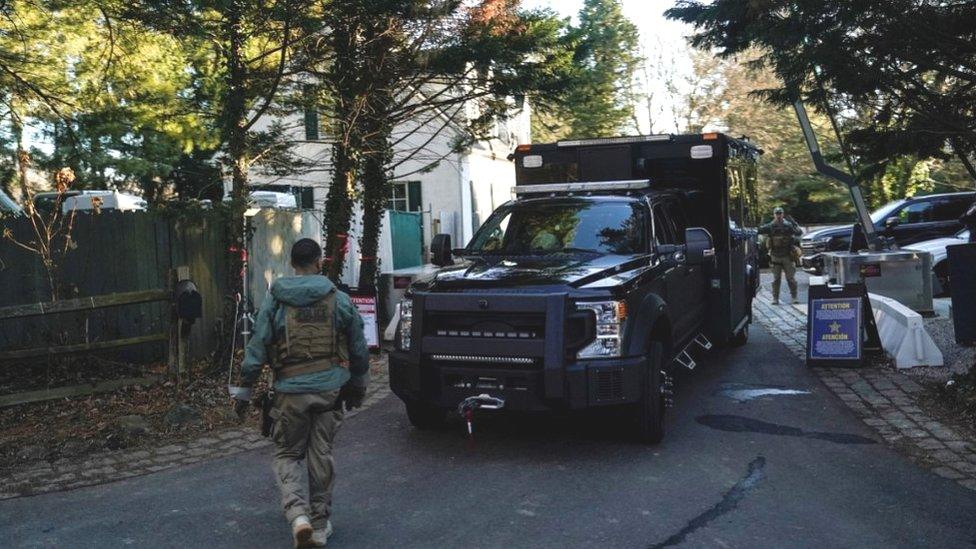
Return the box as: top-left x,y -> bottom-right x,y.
389,114 -> 465,250
243,95 -> 531,263
466,144 -> 518,238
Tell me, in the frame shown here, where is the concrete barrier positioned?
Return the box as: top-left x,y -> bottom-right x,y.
808,275 -> 829,286
868,293 -> 943,369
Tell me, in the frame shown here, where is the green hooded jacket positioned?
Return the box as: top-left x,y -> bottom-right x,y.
241,275 -> 369,393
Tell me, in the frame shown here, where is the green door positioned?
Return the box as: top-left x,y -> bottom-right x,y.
390,210 -> 422,269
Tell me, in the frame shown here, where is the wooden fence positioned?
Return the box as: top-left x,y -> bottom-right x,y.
0,284 -> 201,407
0,211 -> 228,363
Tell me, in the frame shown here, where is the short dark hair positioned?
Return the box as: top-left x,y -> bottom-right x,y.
291,238 -> 322,268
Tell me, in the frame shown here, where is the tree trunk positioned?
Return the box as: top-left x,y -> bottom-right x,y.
2,105 -> 18,200
353,16 -> 399,290
322,15 -> 360,284
11,99 -> 30,213
357,131 -> 392,290
950,138 -> 976,187
219,0 -> 249,363
324,136 -> 356,283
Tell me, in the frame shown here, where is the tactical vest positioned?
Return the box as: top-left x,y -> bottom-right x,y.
767,223 -> 796,257
272,290 -> 350,379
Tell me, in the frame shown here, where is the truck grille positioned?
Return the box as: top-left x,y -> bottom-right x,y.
801,241 -> 826,254
424,312 -> 545,340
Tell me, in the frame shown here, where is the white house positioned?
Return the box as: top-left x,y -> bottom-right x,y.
240,94 -> 532,278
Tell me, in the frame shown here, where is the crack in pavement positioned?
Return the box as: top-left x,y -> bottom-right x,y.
696,415 -> 877,445
648,456 -> 767,549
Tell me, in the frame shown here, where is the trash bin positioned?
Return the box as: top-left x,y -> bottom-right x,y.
947,243 -> 976,345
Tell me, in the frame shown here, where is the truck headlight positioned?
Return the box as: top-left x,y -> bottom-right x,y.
576,300 -> 627,359
398,298 -> 413,351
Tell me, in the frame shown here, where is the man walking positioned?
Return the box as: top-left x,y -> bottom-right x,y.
759,206 -> 803,304
230,238 -> 369,547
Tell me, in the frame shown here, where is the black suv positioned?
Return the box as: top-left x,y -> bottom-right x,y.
389,134 -> 761,444
801,192 -> 976,274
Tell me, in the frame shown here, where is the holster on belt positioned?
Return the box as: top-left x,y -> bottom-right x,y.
259,391 -> 274,438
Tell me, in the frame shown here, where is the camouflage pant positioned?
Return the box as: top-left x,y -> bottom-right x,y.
770,254 -> 797,300
270,390 -> 344,529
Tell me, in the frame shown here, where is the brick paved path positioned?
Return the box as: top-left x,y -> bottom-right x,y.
753,291 -> 976,492
0,357 -> 391,500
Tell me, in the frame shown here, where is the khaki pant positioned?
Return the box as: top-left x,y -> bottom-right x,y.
770,254 -> 798,300
270,390 -> 344,529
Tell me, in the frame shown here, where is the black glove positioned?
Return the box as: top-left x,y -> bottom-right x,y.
234,398 -> 250,420
339,384 -> 367,411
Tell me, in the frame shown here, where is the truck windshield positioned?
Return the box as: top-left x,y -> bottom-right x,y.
468,200 -> 646,255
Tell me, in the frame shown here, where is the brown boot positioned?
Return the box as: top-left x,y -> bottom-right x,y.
293,516 -> 314,548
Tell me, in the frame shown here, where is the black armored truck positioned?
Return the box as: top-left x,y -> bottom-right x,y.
389,133 -> 762,443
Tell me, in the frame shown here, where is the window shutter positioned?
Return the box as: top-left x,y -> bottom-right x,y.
303,85 -> 319,141
408,181 -> 422,212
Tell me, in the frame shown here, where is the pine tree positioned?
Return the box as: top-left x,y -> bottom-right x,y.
563,0 -> 641,139
667,0 -> 976,187
113,0 -> 322,359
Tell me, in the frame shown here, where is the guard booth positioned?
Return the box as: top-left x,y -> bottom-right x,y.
512,133 -> 762,346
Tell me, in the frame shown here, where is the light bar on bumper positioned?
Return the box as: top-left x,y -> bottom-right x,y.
431,355 -> 535,365
576,300 -> 627,359
398,298 -> 412,351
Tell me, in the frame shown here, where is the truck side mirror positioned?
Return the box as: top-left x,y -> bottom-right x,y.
430,234 -> 454,267
174,279 -> 202,324
684,227 -> 715,265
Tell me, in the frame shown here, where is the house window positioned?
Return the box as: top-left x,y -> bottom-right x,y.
388,181 -> 422,212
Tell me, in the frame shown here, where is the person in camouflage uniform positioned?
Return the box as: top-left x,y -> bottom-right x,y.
230,238 -> 369,548
759,207 -> 803,304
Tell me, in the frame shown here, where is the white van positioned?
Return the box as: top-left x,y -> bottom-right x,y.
64,191 -> 147,213
222,190 -> 298,209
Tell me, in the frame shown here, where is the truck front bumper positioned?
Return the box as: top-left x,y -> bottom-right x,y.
389,351 -> 646,412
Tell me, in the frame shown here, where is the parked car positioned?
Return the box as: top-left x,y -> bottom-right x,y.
906,228 -> 970,297
0,189 -> 22,216
800,192 -> 976,274
32,190 -> 148,214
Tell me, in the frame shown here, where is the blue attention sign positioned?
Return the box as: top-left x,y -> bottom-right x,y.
808,297 -> 862,361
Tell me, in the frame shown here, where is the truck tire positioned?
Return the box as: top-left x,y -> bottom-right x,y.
405,402 -> 447,430
634,341 -> 666,444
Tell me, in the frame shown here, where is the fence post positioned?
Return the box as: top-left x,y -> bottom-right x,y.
167,269 -> 179,382
168,266 -> 192,386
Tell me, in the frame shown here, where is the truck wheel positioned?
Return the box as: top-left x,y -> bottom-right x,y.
405,402 -> 447,430
634,341 -> 666,444
729,322 -> 749,347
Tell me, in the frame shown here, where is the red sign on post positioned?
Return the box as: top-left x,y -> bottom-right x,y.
350,294 -> 379,348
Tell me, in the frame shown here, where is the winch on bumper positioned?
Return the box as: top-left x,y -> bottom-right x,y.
388,292 -> 646,412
